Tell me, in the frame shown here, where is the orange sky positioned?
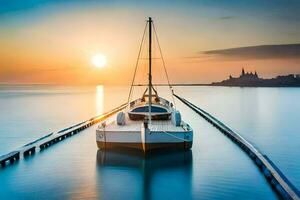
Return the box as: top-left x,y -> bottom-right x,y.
0,1 -> 300,85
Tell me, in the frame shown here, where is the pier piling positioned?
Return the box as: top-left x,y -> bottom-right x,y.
0,151 -> 20,167
23,146 -> 36,157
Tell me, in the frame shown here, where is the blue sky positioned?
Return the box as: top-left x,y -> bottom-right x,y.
0,0 -> 299,84
1,0 -> 300,47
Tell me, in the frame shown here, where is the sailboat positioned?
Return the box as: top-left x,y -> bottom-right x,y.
96,17 -> 193,153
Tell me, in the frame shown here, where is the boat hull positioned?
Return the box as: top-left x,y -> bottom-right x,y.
96,106 -> 193,154
96,125 -> 193,153
96,141 -> 192,152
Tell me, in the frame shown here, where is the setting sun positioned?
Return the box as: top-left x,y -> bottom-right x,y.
92,54 -> 107,68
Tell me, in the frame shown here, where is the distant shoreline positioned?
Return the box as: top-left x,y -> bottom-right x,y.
1,82 -> 300,88
2,84 -> 299,88
133,84 -> 300,87
210,69 -> 300,87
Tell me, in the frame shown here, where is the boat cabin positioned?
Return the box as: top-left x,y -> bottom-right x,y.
128,96 -> 173,121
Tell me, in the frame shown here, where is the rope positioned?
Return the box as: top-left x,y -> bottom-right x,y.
163,131 -> 191,142
128,20 -> 177,110
152,23 -> 176,109
127,21 -> 148,105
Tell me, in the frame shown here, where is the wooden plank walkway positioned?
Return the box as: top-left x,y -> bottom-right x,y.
0,103 -> 127,168
174,94 -> 300,200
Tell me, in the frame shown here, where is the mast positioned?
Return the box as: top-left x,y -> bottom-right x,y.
148,17 -> 152,124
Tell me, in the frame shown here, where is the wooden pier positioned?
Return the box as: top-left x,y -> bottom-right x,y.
0,151 -> 20,167
174,94 -> 300,200
0,103 -> 127,167
23,145 -> 36,157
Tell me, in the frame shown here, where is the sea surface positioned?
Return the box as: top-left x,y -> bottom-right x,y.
0,85 -> 299,200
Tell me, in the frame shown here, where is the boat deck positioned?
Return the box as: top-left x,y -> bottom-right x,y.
103,115 -> 187,133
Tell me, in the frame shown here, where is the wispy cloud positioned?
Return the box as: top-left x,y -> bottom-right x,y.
201,43 -> 300,59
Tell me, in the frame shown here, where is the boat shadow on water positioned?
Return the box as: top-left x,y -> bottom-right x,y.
96,149 -> 193,200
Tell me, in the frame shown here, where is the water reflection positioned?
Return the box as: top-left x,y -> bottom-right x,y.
96,149 -> 193,200
96,85 -> 104,115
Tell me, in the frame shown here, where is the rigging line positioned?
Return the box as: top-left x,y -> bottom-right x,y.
139,34 -> 147,91
162,131 -> 191,142
127,21 -> 148,105
152,23 -> 176,109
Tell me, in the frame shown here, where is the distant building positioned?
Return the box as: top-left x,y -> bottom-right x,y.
231,68 -> 259,80
211,68 -> 300,87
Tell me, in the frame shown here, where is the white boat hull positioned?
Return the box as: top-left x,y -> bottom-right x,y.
96,122 -> 193,153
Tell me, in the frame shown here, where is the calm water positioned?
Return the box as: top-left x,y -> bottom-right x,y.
0,85 -> 299,199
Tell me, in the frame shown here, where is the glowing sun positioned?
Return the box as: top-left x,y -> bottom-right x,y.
92,54 -> 107,68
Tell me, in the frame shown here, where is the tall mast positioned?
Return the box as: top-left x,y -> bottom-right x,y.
148,17 -> 152,124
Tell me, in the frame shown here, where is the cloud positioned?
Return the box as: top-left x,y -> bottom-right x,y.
201,43 -> 300,59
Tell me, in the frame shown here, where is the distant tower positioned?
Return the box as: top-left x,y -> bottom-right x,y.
255,71 -> 258,77
242,68 -> 245,76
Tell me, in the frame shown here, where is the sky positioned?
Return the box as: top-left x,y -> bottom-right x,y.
0,0 -> 300,85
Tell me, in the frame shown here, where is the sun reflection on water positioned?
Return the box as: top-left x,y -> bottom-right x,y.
96,85 -> 104,115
